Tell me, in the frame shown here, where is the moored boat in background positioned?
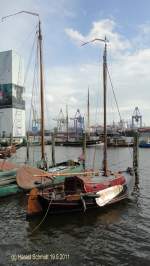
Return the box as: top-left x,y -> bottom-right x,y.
0,145 -> 16,159
139,139 -> 150,148
0,160 -> 21,197
0,160 -> 18,177
0,184 -> 21,198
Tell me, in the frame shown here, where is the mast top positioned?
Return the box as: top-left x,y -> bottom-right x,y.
81,36 -> 108,46
2,10 -> 39,22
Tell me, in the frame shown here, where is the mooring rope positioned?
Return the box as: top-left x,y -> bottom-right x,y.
29,193 -> 54,235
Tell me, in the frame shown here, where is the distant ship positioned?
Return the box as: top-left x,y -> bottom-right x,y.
139,139 -> 150,148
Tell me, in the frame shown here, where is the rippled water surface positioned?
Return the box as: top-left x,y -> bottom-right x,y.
0,146 -> 150,266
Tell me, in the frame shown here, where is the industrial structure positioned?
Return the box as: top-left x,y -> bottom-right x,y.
70,109 -> 84,139
0,50 -> 25,138
132,107 -> 142,128
53,108 -> 66,132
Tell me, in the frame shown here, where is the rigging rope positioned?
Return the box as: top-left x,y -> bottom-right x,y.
8,29 -> 37,140
106,66 -> 132,158
107,66 -> 122,123
23,31 -> 37,87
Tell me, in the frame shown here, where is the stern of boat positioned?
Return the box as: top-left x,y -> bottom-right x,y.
27,188 -> 43,218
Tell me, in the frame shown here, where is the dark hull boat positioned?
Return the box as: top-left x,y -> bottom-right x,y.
27,169 -> 133,217
139,141 -> 150,148
38,188 -> 127,215
54,139 -> 100,147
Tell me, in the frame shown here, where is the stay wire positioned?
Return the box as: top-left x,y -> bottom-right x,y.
8,26 -> 37,139
106,66 -> 132,158
92,52 -> 103,170
107,66 -> 122,122
23,30 -> 38,87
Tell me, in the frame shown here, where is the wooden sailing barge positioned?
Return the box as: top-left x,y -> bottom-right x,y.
27,37 -> 134,217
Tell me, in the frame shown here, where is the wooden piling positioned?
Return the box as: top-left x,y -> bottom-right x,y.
26,132 -> 29,162
10,133 -> 13,146
133,131 -> 139,185
51,132 -> 56,167
82,132 -> 86,170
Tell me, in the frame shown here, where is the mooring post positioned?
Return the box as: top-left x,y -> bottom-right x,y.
26,132 -> 29,162
10,133 -> 13,146
133,130 -> 139,185
82,132 -> 86,170
51,132 -> 56,167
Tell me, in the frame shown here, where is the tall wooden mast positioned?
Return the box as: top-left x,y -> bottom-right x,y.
38,20 -> 45,159
103,37 -> 108,176
87,87 -> 90,139
81,37 -> 108,175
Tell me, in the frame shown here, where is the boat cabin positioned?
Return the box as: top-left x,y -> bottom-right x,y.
64,176 -> 86,195
63,174 -> 126,195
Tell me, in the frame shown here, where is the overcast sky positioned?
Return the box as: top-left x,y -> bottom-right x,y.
0,0 -> 150,129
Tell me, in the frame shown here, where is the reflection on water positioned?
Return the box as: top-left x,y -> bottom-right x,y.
0,146 -> 150,266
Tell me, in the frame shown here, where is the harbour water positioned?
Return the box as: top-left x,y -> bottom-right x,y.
0,145 -> 150,266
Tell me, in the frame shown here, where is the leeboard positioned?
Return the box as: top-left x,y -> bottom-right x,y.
96,185 -> 123,207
